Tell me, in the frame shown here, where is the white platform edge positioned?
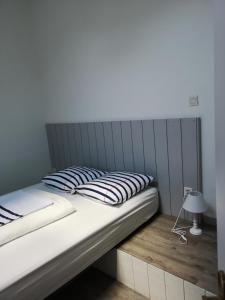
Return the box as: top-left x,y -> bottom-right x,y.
94,249 -> 217,299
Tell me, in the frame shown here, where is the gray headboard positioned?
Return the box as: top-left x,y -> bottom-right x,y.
46,118 -> 201,217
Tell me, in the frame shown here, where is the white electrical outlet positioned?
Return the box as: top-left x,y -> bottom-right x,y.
184,187 -> 192,198
189,96 -> 199,106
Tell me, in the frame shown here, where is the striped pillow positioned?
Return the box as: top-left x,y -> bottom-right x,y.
42,166 -> 107,193
75,171 -> 154,205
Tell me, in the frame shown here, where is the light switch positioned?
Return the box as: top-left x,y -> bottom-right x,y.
189,96 -> 199,106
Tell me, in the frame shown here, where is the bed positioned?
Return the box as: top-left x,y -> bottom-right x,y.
0,183 -> 158,300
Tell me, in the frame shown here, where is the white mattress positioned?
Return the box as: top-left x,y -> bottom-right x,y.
0,183 -> 158,300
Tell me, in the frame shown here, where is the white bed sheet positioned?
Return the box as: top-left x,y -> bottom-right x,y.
0,189 -> 76,246
0,183 -> 158,300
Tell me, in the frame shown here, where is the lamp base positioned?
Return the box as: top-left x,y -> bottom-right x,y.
188,214 -> 203,236
189,226 -> 202,236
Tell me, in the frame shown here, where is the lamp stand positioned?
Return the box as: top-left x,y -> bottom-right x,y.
190,214 -> 202,235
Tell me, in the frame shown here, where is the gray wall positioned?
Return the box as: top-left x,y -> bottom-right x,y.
214,0 -> 225,271
32,0 -> 215,217
0,0 -> 50,195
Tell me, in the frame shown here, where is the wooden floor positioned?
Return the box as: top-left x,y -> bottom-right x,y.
118,214 -> 218,293
46,268 -> 147,300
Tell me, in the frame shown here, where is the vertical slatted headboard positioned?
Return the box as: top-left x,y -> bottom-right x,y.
46,118 -> 201,217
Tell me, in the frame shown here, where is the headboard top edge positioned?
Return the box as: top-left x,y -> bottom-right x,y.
46,117 -> 201,126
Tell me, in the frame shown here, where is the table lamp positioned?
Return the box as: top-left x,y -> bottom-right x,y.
183,191 -> 208,235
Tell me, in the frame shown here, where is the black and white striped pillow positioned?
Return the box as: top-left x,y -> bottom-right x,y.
42,166 -> 107,193
0,205 -> 22,226
75,171 -> 154,205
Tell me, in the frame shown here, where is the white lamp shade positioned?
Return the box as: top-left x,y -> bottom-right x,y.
183,191 -> 208,213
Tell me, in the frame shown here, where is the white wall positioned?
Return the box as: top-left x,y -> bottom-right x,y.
32,0 -> 215,216
214,0 -> 225,270
0,0 -> 50,195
